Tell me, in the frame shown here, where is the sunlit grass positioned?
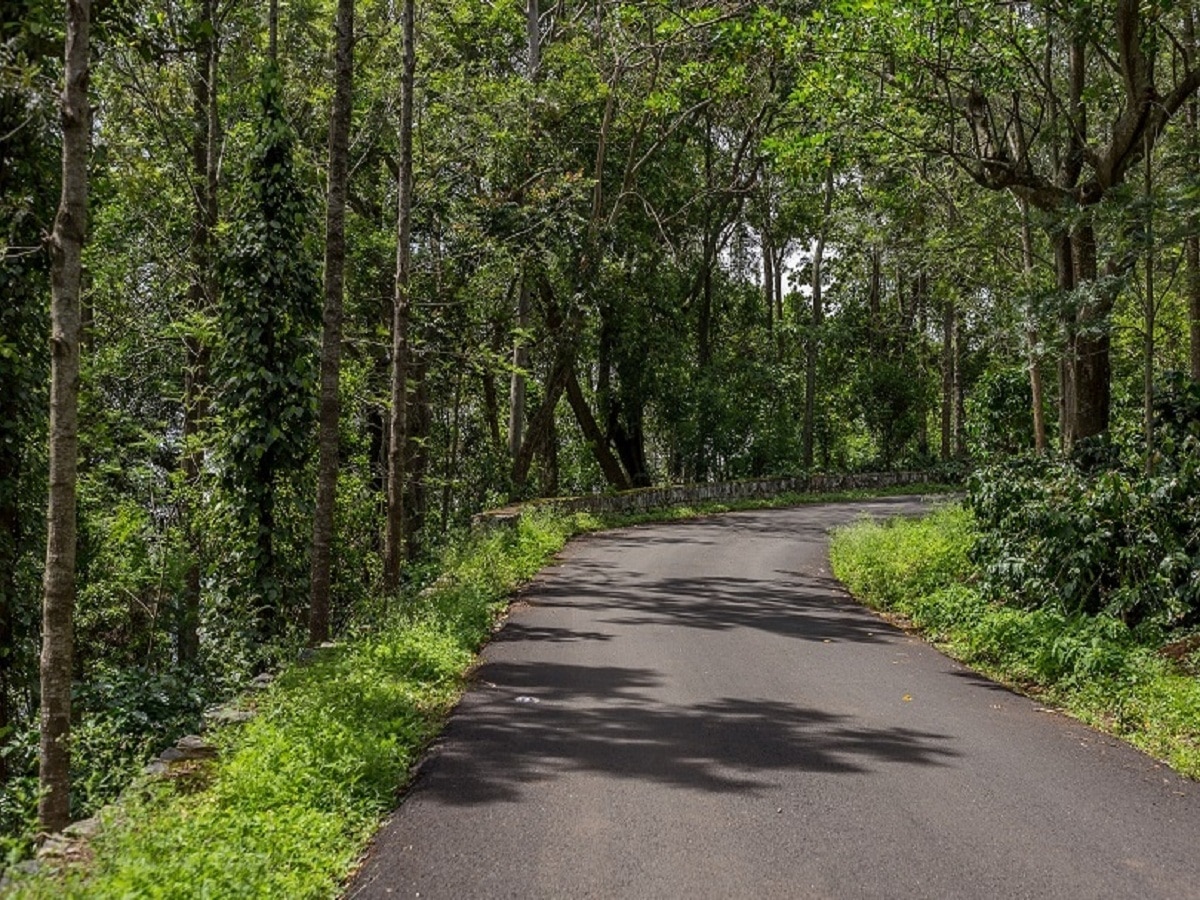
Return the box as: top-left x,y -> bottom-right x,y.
831,506 -> 1200,779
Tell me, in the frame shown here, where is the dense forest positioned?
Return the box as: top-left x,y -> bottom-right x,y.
3,0 -> 1200,854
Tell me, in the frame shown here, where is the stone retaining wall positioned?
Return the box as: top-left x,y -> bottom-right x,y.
473,470 -> 937,529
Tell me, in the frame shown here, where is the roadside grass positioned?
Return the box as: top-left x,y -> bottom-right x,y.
8,484 -> 950,898
829,505 -> 1200,779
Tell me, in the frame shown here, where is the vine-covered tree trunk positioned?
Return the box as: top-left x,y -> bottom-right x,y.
310,0 -> 354,644
384,0 -> 415,590
40,0 -> 89,834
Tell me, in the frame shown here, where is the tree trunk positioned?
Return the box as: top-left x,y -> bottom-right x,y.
1068,221 -> 1110,444
954,309 -> 967,458
268,0 -> 278,61
940,298 -> 953,461
1188,7 -> 1200,381
762,221 -> 774,333
803,165 -> 833,470
1017,199 -> 1047,453
383,0 -> 414,591
405,358 -> 429,559
40,0 -> 89,834
309,0 -> 353,644
179,0 -> 219,664
526,0 -> 540,75
507,274 -> 529,461
564,367 -> 631,491
512,360 -> 569,493
1143,132 -> 1156,474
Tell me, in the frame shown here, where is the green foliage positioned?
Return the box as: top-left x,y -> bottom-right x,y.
967,409 -> 1200,627
965,366 -> 1034,458
217,61 -> 320,628
831,507 -> 1200,779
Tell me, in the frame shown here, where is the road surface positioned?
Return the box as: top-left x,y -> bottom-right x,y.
347,498 -> 1200,899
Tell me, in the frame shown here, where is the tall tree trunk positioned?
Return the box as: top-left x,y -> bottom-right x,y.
1068,221 -> 1111,443
405,358 -> 429,559
383,0 -> 414,591
1052,230 -> 1075,448
954,309 -> 967,458
507,274 -> 529,461
940,298 -> 954,461
309,0 -> 353,644
526,0 -> 540,75
1017,199 -> 1047,454
40,0 -> 89,834
441,368 -> 463,534
179,0 -> 219,664
762,219 -> 774,334
1143,133 -> 1156,474
512,361 -> 569,493
508,2 -> 539,465
0,409 -> 16,783
802,166 -> 833,470
1187,7 -> 1200,381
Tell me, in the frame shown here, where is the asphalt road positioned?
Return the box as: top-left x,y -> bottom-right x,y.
346,498 -> 1200,900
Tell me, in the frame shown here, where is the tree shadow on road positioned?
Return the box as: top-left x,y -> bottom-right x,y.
531,568 -> 894,645
418,661 -> 960,807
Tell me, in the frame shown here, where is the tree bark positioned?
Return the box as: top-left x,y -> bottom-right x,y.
1143,132 -> 1156,474
940,298 -> 953,461
507,274 -> 529,461
1187,6 -> 1200,381
179,0 -> 219,664
383,0 -> 414,591
565,366 -> 631,491
40,0 -> 89,834
309,0 -> 353,643
1017,199 -> 1047,454
803,165 -> 833,470
954,309 -> 967,458
512,359 -> 569,493
405,357 -> 429,559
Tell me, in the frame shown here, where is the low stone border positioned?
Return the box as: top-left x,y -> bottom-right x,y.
472,470 -> 935,529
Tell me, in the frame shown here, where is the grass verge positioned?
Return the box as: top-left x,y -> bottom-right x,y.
829,504 -> 1200,778
9,485 -> 951,898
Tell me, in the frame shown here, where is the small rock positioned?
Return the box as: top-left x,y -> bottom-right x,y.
204,706 -> 254,726
249,673 -> 274,690
36,836 -> 71,860
142,760 -> 169,777
175,735 -> 217,759
0,857 -> 42,890
62,817 -> 100,840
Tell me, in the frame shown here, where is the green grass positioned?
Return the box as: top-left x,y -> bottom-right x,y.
830,505 -> 1200,778
9,485 -> 952,898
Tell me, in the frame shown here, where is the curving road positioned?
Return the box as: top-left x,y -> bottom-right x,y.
346,499 -> 1200,899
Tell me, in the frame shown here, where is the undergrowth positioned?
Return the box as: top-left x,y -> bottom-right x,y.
830,505 -> 1200,779
8,508 -> 583,899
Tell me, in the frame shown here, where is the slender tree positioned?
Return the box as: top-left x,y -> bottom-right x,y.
384,0 -> 415,590
309,0 -> 355,644
179,0 -> 220,665
40,0 -> 90,833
